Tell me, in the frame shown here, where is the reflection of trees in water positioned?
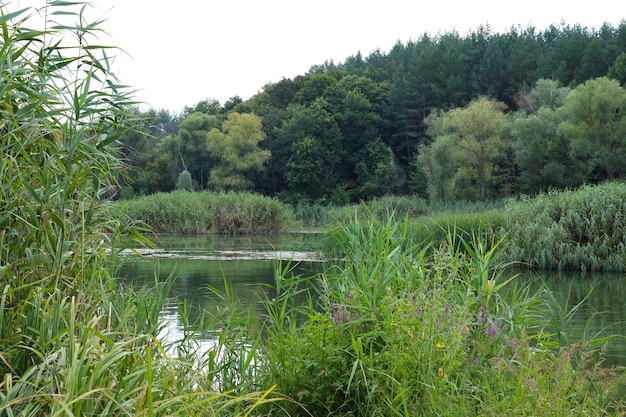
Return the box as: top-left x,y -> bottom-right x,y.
119,256 -> 324,324
529,270 -> 626,366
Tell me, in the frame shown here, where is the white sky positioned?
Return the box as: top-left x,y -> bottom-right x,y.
10,1 -> 625,113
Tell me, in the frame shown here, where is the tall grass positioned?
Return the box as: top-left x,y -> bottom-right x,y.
256,215 -> 626,416
121,191 -> 294,234
0,3 -> 276,415
504,182 -> 626,272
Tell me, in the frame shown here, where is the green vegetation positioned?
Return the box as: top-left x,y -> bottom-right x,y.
3,3 -> 626,416
504,182 -> 626,272
121,191 -> 294,234
117,23 -> 626,206
0,4 -> 276,414
122,182 -> 626,272
255,216 -> 625,415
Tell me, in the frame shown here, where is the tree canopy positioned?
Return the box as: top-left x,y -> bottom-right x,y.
117,20 -> 626,203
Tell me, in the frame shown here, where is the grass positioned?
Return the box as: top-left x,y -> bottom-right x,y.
120,191 -> 295,234
503,182 -> 626,272
254,214 -> 626,416
0,3 -> 279,415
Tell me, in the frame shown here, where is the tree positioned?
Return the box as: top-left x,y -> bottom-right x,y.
355,138 -> 401,199
512,107 -> 584,193
176,169 -> 195,191
608,52 -> 626,85
558,77 -> 626,180
429,96 -> 510,201
175,112 -> 218,189
276,99 -> 343,200
417,137 -> 459,202
207,112 -> 270,191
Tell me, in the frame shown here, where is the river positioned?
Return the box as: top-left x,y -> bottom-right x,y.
117,233 -> 626,367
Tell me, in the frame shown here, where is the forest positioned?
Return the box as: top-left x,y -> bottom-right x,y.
118,21 -> 626,203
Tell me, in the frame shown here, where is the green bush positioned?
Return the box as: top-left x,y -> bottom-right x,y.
504,182 -> 626,271
176,169 -> 195,191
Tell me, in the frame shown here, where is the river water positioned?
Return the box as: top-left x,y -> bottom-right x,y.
117,233 -> 626,367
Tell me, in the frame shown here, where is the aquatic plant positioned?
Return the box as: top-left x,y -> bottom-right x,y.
504,182 -> 626,271
121,191 -> 294,234
0,3 -> 276,415
257,214 -> 625,416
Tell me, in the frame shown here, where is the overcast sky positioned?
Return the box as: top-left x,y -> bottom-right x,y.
13,1 -> 625,113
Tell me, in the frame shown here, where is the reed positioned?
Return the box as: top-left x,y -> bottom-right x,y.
121,191 -> 295,234
255,215 -> 626,416
504,182 -> 626,271
0,3 -> 277,415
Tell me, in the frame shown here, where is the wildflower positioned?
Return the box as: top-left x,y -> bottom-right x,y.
415,308 -> 423,318
509,337 -> 518,356
486,324 -> 497,338
443,302 -> 450,316
435,342 -> 445,349
477,306 -> 485,325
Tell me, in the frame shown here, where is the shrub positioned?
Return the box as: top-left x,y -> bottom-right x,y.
176,169 -> 195,191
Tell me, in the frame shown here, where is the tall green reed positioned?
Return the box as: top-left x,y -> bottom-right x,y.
121,191 -> 295,234
0,3 -> 277,415
257,214 -> 626,416
504,182 -> 626,271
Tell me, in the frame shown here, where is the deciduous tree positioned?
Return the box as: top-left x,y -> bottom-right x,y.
207,112 -> 270,191
429,96 -> 510,200
558,77 -> 626,180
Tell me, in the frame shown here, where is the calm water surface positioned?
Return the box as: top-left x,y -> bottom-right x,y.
118,234 -> 626,367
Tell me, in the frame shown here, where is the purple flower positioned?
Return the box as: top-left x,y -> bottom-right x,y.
485,324 -> 497,338
477,306 -> 485,325
415,309 -> 423,318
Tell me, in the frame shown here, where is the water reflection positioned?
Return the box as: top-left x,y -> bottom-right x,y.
527,270 -> 626,366
118,234 -> 626,367
117,234 -> 326,325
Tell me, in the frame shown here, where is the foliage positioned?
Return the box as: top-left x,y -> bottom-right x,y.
503,182 -> 626,272
176,169 -> 195,191
257,215 -> 625,416
121,191 -> 294,234
558,77 -> 626,181
119,23 -> 626,202
425,96 -> 511,201
512,105 -> 585,194
0,3 -> 276,415
207,112 -> 270,191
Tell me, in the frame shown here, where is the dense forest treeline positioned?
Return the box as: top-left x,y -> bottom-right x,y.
118,21 -> 626,203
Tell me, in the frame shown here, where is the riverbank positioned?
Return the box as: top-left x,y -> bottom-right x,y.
122,181 -> 626,272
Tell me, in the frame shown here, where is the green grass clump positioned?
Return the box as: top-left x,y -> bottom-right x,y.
504,182 -> 626,272
326,195 -> 429,225
121,191 -> 294,234
256,215 -> 625,416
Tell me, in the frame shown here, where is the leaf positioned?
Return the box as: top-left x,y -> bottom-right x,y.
0,8 -> 30,25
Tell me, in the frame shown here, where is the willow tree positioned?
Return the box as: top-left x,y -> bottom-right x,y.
428,96 -> 509,201
207,112 -> 270,191
558,77 -> 626,180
